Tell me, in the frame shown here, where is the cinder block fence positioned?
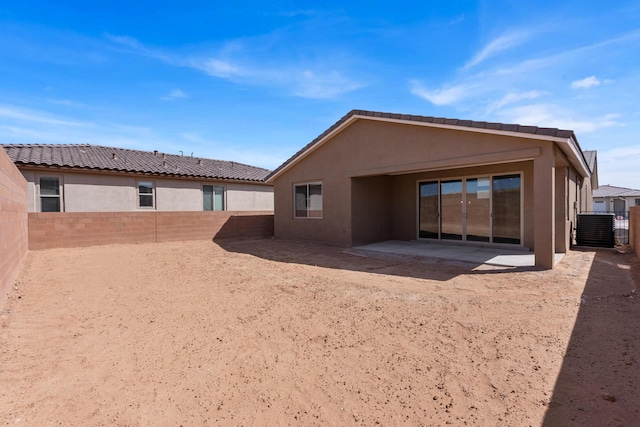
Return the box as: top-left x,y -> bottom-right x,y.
0,148 -> 28,298
28,211 -> 274,250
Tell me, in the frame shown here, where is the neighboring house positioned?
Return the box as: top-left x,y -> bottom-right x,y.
266,110 -> 597,269
3,144 -> 273,212
593,185 -> 640,215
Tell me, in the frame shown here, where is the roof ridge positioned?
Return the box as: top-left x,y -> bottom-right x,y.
348,109 -> 575,134
3,143 -> 272,182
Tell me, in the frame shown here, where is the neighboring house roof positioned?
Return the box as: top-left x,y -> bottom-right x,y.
266,109 -> 591,182
593,184 -> 640,198
582,149 -> 599,190
3,144 -> 271,182
582,150 -> 597,173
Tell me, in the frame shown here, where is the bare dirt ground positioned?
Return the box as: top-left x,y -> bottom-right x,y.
1,238 -> 639,426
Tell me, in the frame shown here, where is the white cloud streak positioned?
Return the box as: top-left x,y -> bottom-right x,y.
0,103 -> 281,169
486,90 -> 547,113
0,104 -> 92,127
464,31 -> 533,69
161,89 -> 189,101
571,76 -> 601,89
409,81 -> 472,105
107,34 -> 365,100
497,104 -> 620,133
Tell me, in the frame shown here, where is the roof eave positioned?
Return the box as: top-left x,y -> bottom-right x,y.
555,135 -> 591,178
266,112 -> 591,182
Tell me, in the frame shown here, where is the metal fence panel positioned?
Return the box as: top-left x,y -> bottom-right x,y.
578,211 -> 628,246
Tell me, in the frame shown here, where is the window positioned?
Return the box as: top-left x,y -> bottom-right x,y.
636,199 -> 640,206
294,182 -> 322,218
39,177 -> 61,212
203,185 -> 225,211
138,181 -> 154,208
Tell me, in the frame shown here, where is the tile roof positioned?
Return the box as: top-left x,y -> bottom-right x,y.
2,144 -> 271,182
593,184 -> 640,198
266,109 -> 580,181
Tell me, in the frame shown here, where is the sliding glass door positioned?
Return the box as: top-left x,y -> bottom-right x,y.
441,180 -> 463,240
418,173 -> 521,245
419,181 -> 439,238
466,177 -> 491,242
492,174 -> 521,244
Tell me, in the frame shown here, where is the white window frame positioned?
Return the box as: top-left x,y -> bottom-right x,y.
37,175 -> 63,212
293,181 -> 323,219
203,184 -> 226,211
137,180 -> 155,209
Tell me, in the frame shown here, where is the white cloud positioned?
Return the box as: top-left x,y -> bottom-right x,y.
107,34 -> 365,100
571,76 -> 601,89
293,70 -> 364,99
161,89 -> 189,101
0,104 -> 91,127
598,145 -> 640,188
0,104 -> 162,149
195,59 -> 242,78
410,81 -> 471,105
464,31 -> 533,69
486,90 -> 547,113
497,103 -> 620,133
46,99 -> 89,108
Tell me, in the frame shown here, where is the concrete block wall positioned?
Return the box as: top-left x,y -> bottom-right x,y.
631,206 -> 640,259
0,147 -> 28,298
28,211 -> 274,250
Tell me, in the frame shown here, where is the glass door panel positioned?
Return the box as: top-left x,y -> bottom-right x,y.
466,177 -> 491,242
419,181 -> 439,238
441,180 -> 463,240
492,174 -> 521,244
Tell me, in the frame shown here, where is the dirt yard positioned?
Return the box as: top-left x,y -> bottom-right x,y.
1,239 -> 639,426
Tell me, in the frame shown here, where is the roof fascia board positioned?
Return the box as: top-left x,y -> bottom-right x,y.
555,136 -> 591,178
364,115 -> 572,143
267,113 -> 586,182
266,114 -> 359,182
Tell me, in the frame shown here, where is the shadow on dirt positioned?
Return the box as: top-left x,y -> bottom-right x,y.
542,249 -> 640,425
214,237 -> 537,282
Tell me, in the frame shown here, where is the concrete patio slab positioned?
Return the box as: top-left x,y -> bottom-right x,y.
352,240 -> 564,268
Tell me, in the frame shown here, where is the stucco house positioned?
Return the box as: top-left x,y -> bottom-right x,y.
593,184 -> 640,215
3,144 -> 273,213
266,110 -> 597,269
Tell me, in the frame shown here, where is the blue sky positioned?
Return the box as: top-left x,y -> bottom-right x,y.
1,1 -> 639,187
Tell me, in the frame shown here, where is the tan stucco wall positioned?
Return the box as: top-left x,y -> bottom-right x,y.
351,176 -> 392,245
274,118 -> 589,268
20,169 -> 273,212
227,183 -> 274,211
275,120 -> 548,246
